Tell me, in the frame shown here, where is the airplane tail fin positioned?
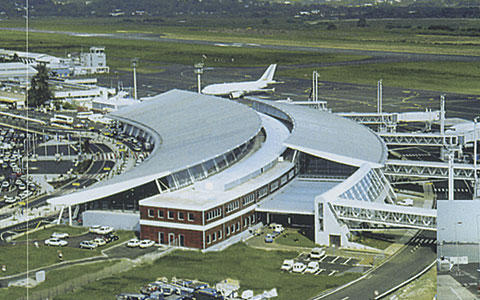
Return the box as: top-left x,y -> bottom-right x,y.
258,64 -> 277,83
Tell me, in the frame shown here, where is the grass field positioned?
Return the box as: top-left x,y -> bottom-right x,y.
54,243 -> 360,300
279,61 -> 480,95
0,260 -> 118,299
274,229 -> 316,248
0,228 -> 135,276
390,266 -> 436,300
3,17 -> 480,56
15,224 -> 88,241
0,30 -> 369,73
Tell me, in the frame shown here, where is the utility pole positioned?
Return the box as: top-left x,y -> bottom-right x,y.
312,71 -> 319,102
475,117 -> 480,199
132,58 -> 138,100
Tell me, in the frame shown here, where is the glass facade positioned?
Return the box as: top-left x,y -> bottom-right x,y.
339,169 -> 389,202
299,153 -> 358,178
155,135 -> 257,193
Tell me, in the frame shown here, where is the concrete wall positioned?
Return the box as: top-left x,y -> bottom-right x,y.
82,210 -> 140,231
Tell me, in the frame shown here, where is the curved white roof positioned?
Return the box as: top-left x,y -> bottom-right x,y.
108,89 -> 262,182
249,99 -> 387,167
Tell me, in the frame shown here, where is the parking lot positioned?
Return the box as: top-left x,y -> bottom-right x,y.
289,252 -> 368,277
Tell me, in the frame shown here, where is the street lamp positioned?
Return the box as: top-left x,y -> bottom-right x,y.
132,58 -> 138,100
194,62 -> 204,94
455,221 -> 463,275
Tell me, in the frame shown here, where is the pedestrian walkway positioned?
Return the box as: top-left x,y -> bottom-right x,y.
438,275 -> 478,299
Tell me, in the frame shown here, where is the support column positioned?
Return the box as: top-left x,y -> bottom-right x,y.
448,151 -> 454,201
57,206 -> 65,225
68,206 -> 72,226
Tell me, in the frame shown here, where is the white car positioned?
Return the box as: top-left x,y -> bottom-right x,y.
93,238 -> 106,246
310,247 -> 326,260
95,226 -> 114,235
89,225 -> 101,233
305,261 -> 320,274
80,240 -> 98,249
4,195 -> 16,204
44,238 -> 68,247
1,181 -> 9,188
127,238 -> 140,248
139,239 -> 155,248
51,232 -> 69,239
281,259 -> 294,272
292,262 -> 306,273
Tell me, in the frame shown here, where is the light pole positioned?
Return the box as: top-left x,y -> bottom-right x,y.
132,58 -> 138,100
455,221 -> 463,275
194,62 -> 204,94
474,117 -> 480,199
477,216 -> 480,287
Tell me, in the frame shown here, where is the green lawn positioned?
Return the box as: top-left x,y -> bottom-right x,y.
274,229 -> 316,248
0,30 -> 369,72
279,61 -> 480,95
55,243 -> 360,300
0,260 -> 118,299
350,234 -> 394,250
0,229 -> 135,276
15,225 -> 88,241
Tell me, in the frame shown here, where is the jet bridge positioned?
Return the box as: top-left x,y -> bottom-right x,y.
384,159 -> 476,180
329,200 -> 436,231
379,132 -> 459,147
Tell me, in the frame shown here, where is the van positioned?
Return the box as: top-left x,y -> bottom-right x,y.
273,224 -> 284,234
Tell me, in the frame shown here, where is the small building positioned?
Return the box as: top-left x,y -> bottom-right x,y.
0,62 -> 37,83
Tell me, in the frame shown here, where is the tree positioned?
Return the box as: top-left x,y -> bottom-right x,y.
28,64 -> 52,107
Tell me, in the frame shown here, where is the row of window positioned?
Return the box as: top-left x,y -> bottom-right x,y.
206,214 -> 256,245
206,208 -> 222,221
205,166 -> 297,223
147,209 -> 195,222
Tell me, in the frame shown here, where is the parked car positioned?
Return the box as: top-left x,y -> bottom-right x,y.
281,259 -> 294,272
96,225 -> 114,235
127,238 -> 140,248
4,195 -> 15,204
79,240 -> 98,249
89,225 -> 101,233
51,232 -> 69,239
264,234 -> 274,243
139,239 -> 155,248
305,261 -> 320,274
93,238 -> 107,247
310,247 -> 326,260
44,238 -> 68,247
104,233 -> 119,243
273,224 -> 284,234
292,262 -> 306,273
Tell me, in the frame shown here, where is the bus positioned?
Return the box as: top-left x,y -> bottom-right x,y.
50,114 -> 74,125
77,111 -> 93,119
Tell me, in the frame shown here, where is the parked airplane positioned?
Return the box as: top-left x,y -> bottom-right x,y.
201,64 -> 278,99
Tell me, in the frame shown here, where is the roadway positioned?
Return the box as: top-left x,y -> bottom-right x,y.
316,231 -> 436,300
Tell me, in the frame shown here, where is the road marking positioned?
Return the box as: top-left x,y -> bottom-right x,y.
343,258 -> 352,265
328,270 -> 337,276
319,256 -> 327,262
314,269 -> 325,275
331,256 -> 340,264
341,297 -> 349,300
72,182 -> 80,186
449,287 -> 463,299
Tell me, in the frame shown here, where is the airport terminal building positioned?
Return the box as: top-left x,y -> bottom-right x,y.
48,89 -> 394,249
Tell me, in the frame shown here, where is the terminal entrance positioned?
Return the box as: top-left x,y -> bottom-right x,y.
329,234 -> 341,247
